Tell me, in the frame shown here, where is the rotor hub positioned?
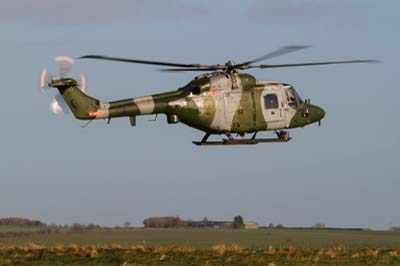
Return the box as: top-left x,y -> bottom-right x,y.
225,60 -> 236,68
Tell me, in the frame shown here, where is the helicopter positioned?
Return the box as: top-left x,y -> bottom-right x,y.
39,46 -> 376,145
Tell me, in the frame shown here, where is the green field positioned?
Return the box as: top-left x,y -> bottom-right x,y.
1,228 -> 400,249
1,228 -> 400,265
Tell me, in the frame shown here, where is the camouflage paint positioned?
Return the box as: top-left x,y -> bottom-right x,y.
49,72 -> 325,134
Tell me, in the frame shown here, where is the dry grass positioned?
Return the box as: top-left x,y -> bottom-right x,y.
0,244 -> 399,266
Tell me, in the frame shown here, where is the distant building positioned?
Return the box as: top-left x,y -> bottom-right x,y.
244,222 -> 259,229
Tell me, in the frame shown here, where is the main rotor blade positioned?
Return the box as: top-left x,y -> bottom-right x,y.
236,45 -> 310,68
248,59 -> 379,69
79,55 -> 210,68
160,67 -> 224,72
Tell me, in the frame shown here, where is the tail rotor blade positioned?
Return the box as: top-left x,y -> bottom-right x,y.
38,68 -> 54,91
55,54 -> 75,77
78,74 -> 88,93
49,93 -> 70,115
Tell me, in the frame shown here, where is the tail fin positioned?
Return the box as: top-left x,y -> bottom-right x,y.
49,78 -> 100,120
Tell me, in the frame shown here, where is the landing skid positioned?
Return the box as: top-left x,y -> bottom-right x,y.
193,137 -> 291,146
192,131 -> 291,146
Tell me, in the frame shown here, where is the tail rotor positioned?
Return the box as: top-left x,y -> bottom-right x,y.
38,54 -> 88,115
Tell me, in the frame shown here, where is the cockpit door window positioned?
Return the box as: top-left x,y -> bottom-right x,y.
264,94 -> 279,109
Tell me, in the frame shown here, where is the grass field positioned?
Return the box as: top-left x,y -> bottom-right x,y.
1,228 -> 400,265
1,228 -> 400,249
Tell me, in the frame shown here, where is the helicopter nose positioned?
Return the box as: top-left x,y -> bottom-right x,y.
315,105 -> 325,121
305,104 -> 325,125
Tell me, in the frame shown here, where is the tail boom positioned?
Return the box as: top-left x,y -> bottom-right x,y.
50,78 -> 187,121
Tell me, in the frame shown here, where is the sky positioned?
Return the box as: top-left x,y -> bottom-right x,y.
0,0 -> 399,229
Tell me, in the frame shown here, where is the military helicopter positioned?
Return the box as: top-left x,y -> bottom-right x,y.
39,46 -> 376,145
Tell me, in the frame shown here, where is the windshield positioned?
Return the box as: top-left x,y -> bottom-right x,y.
286,87 -> 303,108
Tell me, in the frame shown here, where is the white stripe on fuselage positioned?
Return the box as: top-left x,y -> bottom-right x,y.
133,96 -> 155,114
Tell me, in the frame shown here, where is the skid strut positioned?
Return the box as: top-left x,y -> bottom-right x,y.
192,131 -> 291,146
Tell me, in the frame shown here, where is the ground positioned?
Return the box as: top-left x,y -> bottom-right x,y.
1,227 -> 400,265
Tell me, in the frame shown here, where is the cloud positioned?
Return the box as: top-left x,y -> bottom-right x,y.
0,0 -> 209,26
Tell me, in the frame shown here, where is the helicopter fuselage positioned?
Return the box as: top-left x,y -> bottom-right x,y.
57,71 -> 325,135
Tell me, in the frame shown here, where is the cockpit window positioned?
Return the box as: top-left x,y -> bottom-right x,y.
293,89 -> 303,103
286,87 -> 303,108
287,89 -> 296,102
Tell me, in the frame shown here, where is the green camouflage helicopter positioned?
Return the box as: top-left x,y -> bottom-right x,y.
39,46 -> 376,145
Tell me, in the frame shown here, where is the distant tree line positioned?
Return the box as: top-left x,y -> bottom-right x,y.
0,217 -> 46,227
3,217 -> 397,232
143,216 -> 244,229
